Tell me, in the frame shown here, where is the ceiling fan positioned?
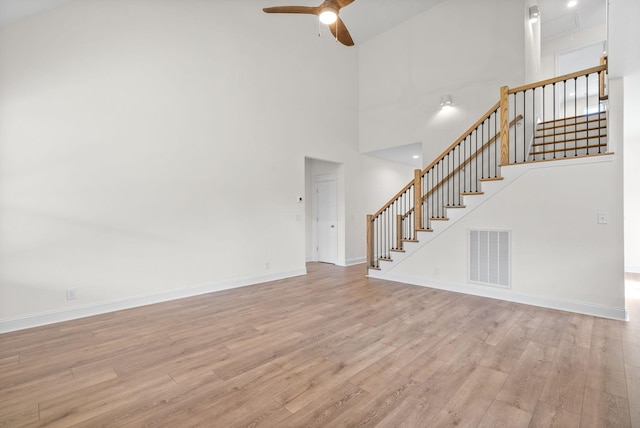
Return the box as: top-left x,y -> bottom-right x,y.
263,0 -> 356,46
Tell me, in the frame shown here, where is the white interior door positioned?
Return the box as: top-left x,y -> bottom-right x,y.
316,176 -> 337,264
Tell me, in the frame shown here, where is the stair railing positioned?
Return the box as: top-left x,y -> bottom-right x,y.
367,58 -> 608,270
499,58 -> 608,164
367,104 -> 513,269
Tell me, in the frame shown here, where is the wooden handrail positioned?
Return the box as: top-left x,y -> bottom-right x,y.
422,115 -> 523,201
421,102 -> 500,175
508,64 -> 607,94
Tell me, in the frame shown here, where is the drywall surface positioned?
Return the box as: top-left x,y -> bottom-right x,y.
358,0 -> 525,160
0,0 -> 361,327
386,154 -> 625,318
623,72 -> 640,272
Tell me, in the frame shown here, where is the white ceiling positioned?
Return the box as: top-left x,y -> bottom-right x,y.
537,0 -> 606,42
365,142 -> 423,168
0,0 -> 605,44
0,0 -> 74,28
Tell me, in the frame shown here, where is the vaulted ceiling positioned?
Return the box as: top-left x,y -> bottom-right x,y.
0,0 -> 606,45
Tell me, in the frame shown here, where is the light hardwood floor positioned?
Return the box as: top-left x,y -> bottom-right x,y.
1,263 -> 639,427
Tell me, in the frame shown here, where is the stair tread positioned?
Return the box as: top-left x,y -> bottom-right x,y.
538,113 -> 606,128
524,152 -> 613,163
444,205 -> 467,209
538,120 -> 607,132
531,143 -> 608,155
430,217 -> 450,221
416,228 -> 433,232
461,191 -> 484,195
532,132 -> 607,146
479,177 -> 503,182
535,129 -> 607,137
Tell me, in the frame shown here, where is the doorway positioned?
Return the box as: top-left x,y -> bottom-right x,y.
315,175 -> 338,264
304,157 -> 343,265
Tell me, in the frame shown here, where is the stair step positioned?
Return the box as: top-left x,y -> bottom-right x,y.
535,128 -> 606,140
379,257 -> 393,262
430,217 -> 449,221
390,248 -> 405,253
461,191 -> 484,196
531,143 -> 608,156
537,119 -> 607,133
445,205 -> 467,209
401,239 -> 419,243
479,177 -> 503,182
532,132 -> 607,147
538,112 -> 606,129
417,228 -> 434,232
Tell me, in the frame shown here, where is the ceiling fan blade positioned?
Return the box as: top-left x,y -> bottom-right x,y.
328,17 -> 354,46
263,6 -> 320,15
335,0 -> 355,8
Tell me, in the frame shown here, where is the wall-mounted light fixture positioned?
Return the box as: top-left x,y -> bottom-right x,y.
529,5 -> 540,23
440,94 -> 453,109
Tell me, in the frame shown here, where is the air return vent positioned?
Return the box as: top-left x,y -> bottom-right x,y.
469,229 -> 511,288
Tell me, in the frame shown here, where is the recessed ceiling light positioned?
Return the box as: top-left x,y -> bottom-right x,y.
568,0 -> 577,7
412,155 -> 420,159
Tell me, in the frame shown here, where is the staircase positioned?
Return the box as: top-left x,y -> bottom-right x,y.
367,60 -> 609,273
530,112 -> 608,161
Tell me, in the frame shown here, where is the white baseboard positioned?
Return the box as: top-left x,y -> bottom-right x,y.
368,271 -> 628,321
336,257 -> 366,267
0,268 -> 307,334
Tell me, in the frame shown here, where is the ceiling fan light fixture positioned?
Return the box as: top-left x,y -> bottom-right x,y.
319,7 -> 338,25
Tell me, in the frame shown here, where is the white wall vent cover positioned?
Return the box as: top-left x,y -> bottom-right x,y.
469,229 -> 511,288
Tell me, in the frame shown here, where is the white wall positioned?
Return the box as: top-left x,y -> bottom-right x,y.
540,25 -> 606,80
358,0 -> 525,162
385,154 -> 626,318
609,0 -> 640,273
0,0 -> 362,329
623,73 -> 640,272
524,0 -> 541,83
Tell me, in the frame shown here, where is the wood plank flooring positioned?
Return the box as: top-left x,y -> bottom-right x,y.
1,263 -> 639,427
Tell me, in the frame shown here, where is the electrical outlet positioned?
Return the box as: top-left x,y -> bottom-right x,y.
66,288 -> 77,300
